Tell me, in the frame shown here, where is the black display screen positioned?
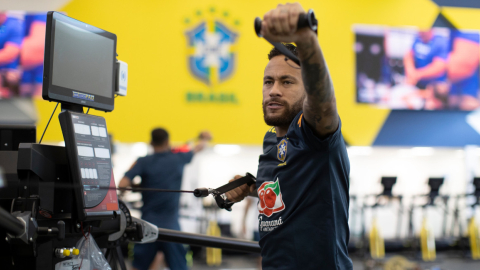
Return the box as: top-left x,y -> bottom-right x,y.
52,20 -> 114,98
43,12 -> 117,111
70,112 -> 112,208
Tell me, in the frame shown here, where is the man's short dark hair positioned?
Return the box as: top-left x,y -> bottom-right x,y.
151,128 -> 169,146
267,43 -> 298,60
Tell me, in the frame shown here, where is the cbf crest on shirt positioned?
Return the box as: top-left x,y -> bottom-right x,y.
277,138 -> 287,162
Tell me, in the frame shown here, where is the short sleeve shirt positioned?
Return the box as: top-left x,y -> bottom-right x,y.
256,112 -> 352,270
124,151 -> 194,229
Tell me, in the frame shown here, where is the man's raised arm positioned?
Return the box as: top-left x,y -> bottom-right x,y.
297,31 -> 338,138
262,3 -> 339,138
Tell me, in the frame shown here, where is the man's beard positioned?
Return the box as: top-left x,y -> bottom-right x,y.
263,97 -> 304,127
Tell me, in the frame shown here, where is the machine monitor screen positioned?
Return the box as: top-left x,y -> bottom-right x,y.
43,11 -> 116,111
59,111 -> 119,220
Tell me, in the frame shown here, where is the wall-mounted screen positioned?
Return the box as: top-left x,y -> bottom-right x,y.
0,12 -> 47,99
354,25 -> 480,111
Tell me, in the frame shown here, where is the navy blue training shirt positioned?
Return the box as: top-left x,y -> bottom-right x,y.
124,151 -> 194,230
256,111 -> 352,270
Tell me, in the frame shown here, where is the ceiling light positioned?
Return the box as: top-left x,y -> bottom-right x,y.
411,147 -> 434,156
347,146 -> 373,156
213,144 -> 241,156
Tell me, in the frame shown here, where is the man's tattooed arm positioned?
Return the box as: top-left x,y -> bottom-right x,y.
296,30 -> 339,138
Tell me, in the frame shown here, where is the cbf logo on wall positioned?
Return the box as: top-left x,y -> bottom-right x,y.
184,7 -> 239,103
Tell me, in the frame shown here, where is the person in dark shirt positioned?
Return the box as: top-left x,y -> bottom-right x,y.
226,3 -> 352,269
119,128 -> 211,270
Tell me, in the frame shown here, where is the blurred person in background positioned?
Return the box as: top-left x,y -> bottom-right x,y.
0,12 -> 23,98
447,30 -> 480,110
20,13 -> 46,97
403,29 -> 449,109
119,128 -> 212,270
225,3 -> 352,269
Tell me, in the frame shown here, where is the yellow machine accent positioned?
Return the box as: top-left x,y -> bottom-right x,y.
369,218 -> 385,259
468,217 -> 480,260
384,256 -> 418,270
206,220 -> 222,266
420,217 -> 436,261
72,248 -> 80,256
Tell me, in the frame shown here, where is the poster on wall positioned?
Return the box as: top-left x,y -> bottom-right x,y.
354,25 -> 480,111
0,11 -> 47,99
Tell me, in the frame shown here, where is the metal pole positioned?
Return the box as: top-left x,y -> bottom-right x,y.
0,207 -> 24,236
156,228 -> 261,253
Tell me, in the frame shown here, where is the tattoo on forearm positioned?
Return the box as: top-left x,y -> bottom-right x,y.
298,39 -> 333,103
297,35 -> 338,133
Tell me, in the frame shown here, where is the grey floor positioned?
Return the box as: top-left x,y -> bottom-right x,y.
351,257 -> 480,270
123,254 -> 480,270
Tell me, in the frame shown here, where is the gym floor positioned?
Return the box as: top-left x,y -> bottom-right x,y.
123,255 -> 480,270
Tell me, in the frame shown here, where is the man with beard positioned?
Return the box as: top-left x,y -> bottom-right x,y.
225,3 -> 352,269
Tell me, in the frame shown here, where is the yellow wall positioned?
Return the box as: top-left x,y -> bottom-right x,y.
35,0 -> 441,145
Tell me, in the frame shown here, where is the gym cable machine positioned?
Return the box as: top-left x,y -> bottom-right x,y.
0,10 -> 318,270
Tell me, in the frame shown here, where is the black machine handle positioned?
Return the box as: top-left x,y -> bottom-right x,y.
193,188 -> 210,198
215,173 -> 256,194
254,9 -> 318,37
193,173 -> 256,211
193,173 -> 256,198
37,221 -> 65,240
254,9 -> 318,66
57,221 -> 65,240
